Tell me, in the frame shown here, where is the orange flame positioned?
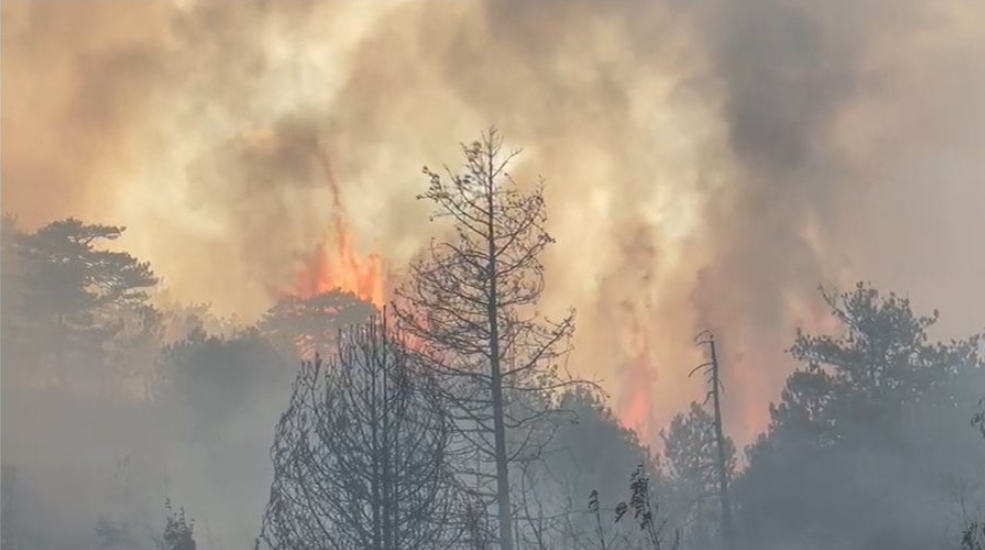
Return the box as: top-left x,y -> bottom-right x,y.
294,151 -> 386,309
617,318 -> 659,445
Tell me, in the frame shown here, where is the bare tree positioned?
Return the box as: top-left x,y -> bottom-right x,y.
689,332 -> 734,550
464,497 -> 495,550
393,128 -> 576,550
260,312 -> 461,550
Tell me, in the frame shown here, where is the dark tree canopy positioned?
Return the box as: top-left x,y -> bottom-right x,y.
738,283 -> 985,550
160,327 -> 293,441
262,314 -> 462,550
259,290 -> 377,360
3,218 -> 160,392
661,402 -> 736,550
19,219 -> 158,325
546,389 -> 660,550
548,388 -> 652,508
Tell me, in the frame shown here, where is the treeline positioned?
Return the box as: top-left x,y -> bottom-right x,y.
2,130 -> 985,550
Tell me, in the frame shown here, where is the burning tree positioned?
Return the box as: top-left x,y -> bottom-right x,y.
394,128 -> 576,550
260,313 -> 462,550
259,290 -> 376,360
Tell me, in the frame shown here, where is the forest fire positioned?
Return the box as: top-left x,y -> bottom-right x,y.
294,234 -> 386,308
617,320 -> 659,442
293,152 -> 386,309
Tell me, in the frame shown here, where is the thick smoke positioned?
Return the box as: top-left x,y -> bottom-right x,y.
4,0 -> 985,451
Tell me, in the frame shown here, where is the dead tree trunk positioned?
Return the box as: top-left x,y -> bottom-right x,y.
692,331 -> 734,550
394,128 -> 577,550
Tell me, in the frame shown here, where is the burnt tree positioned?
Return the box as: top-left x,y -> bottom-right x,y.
261,313 -> 461,550
689,332 -> 734,550
394,128 -> 576,550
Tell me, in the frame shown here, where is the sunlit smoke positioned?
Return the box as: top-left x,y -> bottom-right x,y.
5,0 -> 985,453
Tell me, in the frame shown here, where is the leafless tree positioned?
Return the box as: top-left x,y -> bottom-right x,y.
689,332 -> 734,550
393,128 -> 577,550
260,312 -> 462,550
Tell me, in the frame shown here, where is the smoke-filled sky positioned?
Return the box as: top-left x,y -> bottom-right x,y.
4,0 -> 985,445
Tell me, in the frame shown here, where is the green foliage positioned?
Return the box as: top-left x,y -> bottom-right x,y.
545,388 -> 656,550
738,282 -> 985,549
3,217 -> 160,390
661,402 -> 735,548
663,403 -> 736,496
782,283 -> 979,449
160,327 -> 292,441
756,282 -> 982,455
17,219 -> 158,342
549,388 -> 652,504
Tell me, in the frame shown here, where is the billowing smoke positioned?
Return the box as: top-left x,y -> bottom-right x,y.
5,0 -> 985,449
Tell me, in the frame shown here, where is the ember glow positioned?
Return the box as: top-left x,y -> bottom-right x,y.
294,235 -> 385,309
616,317 -> 660,441
293,152 -> 386,309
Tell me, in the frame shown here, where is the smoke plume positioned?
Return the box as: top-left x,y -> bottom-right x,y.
5,0 -> 985,446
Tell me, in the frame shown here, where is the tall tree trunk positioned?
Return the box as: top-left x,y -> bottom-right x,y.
486,161 -> 514,550
381,321 -> 393,550
709,337 -> 734,550
371,351 -> 383,550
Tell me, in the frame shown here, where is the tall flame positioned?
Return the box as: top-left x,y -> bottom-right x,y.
294,152 -> 386,309
617,317 -> 659,444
